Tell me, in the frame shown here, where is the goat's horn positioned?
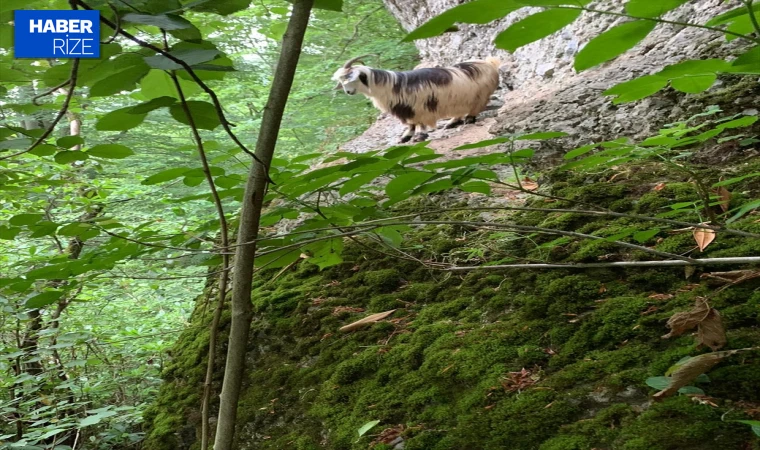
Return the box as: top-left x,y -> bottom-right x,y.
343,53 -> 376,69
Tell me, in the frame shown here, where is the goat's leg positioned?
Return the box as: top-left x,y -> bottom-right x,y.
400,124 -> 416,143
443,117 -> 465,129
464,115 -> 477,124
413,124 -> 429,142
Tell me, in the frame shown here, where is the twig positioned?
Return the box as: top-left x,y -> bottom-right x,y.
101,3 -> 121,44
164,30 -> 231,450
0,59 -> 80,161
445,257 -> 760,271
554,5 -> 760,44
403,220 -> 698,262
31,79 -> 71,105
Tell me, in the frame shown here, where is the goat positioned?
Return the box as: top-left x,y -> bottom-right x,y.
332,55 -> 501,143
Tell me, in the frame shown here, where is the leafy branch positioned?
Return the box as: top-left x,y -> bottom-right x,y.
74,0 -> 274,183
0,59 -> 80,161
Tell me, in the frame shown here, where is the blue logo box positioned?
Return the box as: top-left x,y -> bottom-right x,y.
14,10 -> 100,58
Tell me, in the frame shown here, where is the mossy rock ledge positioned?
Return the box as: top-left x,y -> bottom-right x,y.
143,164 -> 760,450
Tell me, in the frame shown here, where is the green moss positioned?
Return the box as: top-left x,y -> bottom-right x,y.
144,160 -> 760,450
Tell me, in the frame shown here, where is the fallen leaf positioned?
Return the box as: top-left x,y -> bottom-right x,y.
339,309 -> 396,332
521,177 -> 539,191
662,297 -> 710,339
684,265 -> 696,280
653,350 -> 740,400
715,186 -> 731,213
693,226 -> 716,252
648,293 -> 674,301
598,284 -> 607,294
654,182 -> 667,191
697,308 -> 727,351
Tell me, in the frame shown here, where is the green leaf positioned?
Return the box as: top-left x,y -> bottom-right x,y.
624,0 -> 688,17
54,151 -> 89,164
314,0 -> 342,11
574,20 -> 657,71
191,0 -> 250,15
658,59 -> 732,78
9,214 -> 43,226
716,115 -> 758,131
645,376 -> 670,390
25,291 -> 63,308
96,108 -> 147,131
633,228 -> 660,243
670,74 -> 717,94
306,238 -> 344,270
386,171 -> 436,199
56,135 -> 84,149
727,199 -> 760,224
169,101 -> 221,130
127,96 -> 177,114
403,0 -> 520,42
495,9 -> 581,52
122,13 -> 193,30
733,46 -> 760,68
358,420 -> 380,438
144,49 -> 221,70
454,138 -> 509,150
89,56 -> 150,97
29,221 -> 58,238
0,226 -> 22,240
140,70 -> 201,100
28,143 -> 56,157
603,75 -> 669,104
729,420 -> 760,437
712,172 -> 760,187
563,144 -> 597,160
460,180 -> 491,195
725,15 -> 755,41
87,144 -> 135,159
142,168 -> 192,185
516,131 -> 568,140
706,3 -> 760,26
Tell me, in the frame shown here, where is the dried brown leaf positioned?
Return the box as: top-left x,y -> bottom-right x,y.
693,226 -> 716,252
662,297 -> 710,339
715,186 -> 731,213
653,350 -> 739,400
653,182 -> 667,191
648,293 -> 674,301
339,309 -> 396,332
521,177 -> 539,191
697,308 -> 727,351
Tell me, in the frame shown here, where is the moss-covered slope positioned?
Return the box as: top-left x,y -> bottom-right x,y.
144,164 -> 760,450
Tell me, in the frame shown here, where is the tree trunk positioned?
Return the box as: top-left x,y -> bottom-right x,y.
212,1 -> 314,448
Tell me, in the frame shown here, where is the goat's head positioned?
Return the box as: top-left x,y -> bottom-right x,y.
332,54 -> 374,95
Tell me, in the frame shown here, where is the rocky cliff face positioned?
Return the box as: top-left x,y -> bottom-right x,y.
380,0 -> 759,160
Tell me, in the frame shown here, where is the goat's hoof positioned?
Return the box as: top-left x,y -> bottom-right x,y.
444,120 -> 464,129
399,135 -> 413,143
464,116 -> 477,124
412,133 -> 429,142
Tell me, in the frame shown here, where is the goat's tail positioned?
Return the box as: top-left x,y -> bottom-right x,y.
485,57 -> 501,69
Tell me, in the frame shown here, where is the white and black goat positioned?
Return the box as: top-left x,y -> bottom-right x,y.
332,55 -> 501,143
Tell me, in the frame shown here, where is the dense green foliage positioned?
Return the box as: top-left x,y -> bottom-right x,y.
0,0 -> 415,447
1,0 -> 759,448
